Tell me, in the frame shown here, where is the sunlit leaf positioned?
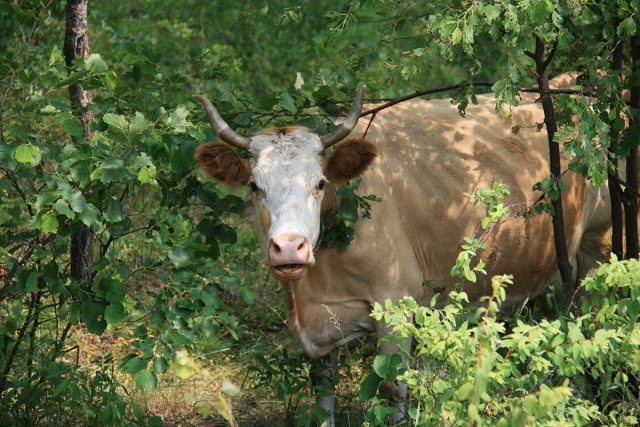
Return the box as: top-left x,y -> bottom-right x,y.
166,106 -> 192,133
14,144 -> 41,166
85,53 -> 108,72
168,246 -> 194,268
104,303 -> 127,324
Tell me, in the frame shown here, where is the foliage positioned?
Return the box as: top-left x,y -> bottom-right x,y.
0,1 -> 250,423
450,182 -> 511,283
320,179 -> 382,251
364,256 -> 639,426
249,348 -> 316,426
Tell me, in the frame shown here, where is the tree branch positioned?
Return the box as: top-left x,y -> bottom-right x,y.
531,36 -> 574,289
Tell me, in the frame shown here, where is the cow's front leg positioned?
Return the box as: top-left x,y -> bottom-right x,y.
309,348 -> 339,427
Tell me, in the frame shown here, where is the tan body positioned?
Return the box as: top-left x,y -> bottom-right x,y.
283,95 -> 610,359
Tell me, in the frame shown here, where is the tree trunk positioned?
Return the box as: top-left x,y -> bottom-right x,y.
529,37 -> 574,289
608,35 -> 625,259
64,0 -> 93,284
624,30 -> 640,259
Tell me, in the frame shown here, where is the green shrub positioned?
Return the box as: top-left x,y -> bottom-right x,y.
363,257 -> 639,426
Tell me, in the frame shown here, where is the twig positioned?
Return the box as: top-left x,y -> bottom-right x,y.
0,293 -> 38,394
360,82 -> 493,117
0,233 -> 55,301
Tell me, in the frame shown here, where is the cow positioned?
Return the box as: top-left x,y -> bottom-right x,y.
192,86 -> 610,425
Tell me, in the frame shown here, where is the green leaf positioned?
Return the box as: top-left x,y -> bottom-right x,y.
567,323 -> 585,343
49,45 -> 63,67
78,203 -> 102,227
359,372 -> 382,400
483,4 -> 501,22
137,164 -> 157,185
372,353 -> 402,380
529,0 -> 551,25
129,111 -> 152,135
103,113 -> 129,134
294,72 -> 304,90
35,192 -> 58,209
52,379 -> 69,397
66,191 -> 87,213
105,199 -> 124,222
104,303 -> 127,324
98,159 -> 129,183
618,17 -> 637,37
166,106 -> 192,133
25,271 -> 40,292
85,53 -> 108,72
152,356 -> 169,374
63,119 -> 84,138
80,298 -> 107,335
451,27 -> 462,45
279,92 -> 297,113
36,212 -> 59,234
123,356 -> 148,374
14,144 -> 41,166
373,405 -> 397,423
173,361 -> 194,379
195,401 -> 214,418
131,152 -> 153,169
216,81 -> 234,103
168,246 -> 194,269
54,199 -> 75,219
103,278 -> 125,303
69,160 -> 92,187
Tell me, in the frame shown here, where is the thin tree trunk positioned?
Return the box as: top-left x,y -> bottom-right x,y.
528,37 -> 574,289
0,105 -> 5,144
608,35 -> 625,259
64,0 -> 93,285
64,0 -> 93,138
624,30 -> 640,259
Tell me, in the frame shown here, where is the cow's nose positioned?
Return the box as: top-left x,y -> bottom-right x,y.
269,235 -> 309,265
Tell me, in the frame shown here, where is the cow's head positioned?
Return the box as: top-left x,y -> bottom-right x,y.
194,87 -> 376,281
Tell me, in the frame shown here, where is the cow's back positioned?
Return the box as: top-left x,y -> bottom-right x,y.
338,95 -> 599,306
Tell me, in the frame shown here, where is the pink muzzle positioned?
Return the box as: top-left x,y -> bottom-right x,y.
268,235 -> 310,279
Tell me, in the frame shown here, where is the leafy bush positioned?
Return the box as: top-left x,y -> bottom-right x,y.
0,2 -> 250,423
362,257 -> 639,426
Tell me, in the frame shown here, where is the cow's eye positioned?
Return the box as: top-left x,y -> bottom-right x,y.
249,182 -> 259,192
318,179 -> 326,190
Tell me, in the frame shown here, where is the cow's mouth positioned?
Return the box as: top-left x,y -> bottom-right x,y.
271,263 -> 305,279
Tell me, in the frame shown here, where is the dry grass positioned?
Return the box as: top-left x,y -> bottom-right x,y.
73,316 -> 373,426
73,322 -> 291,426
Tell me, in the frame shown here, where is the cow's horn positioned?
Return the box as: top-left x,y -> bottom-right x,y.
192,94 -> 251,150
320,85 -> 366,148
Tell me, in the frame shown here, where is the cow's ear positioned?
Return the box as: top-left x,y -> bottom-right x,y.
195,142 -> 250,186
324,139 -> 377,187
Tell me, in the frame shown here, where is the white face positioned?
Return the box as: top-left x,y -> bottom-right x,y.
248,129 -> 327,280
